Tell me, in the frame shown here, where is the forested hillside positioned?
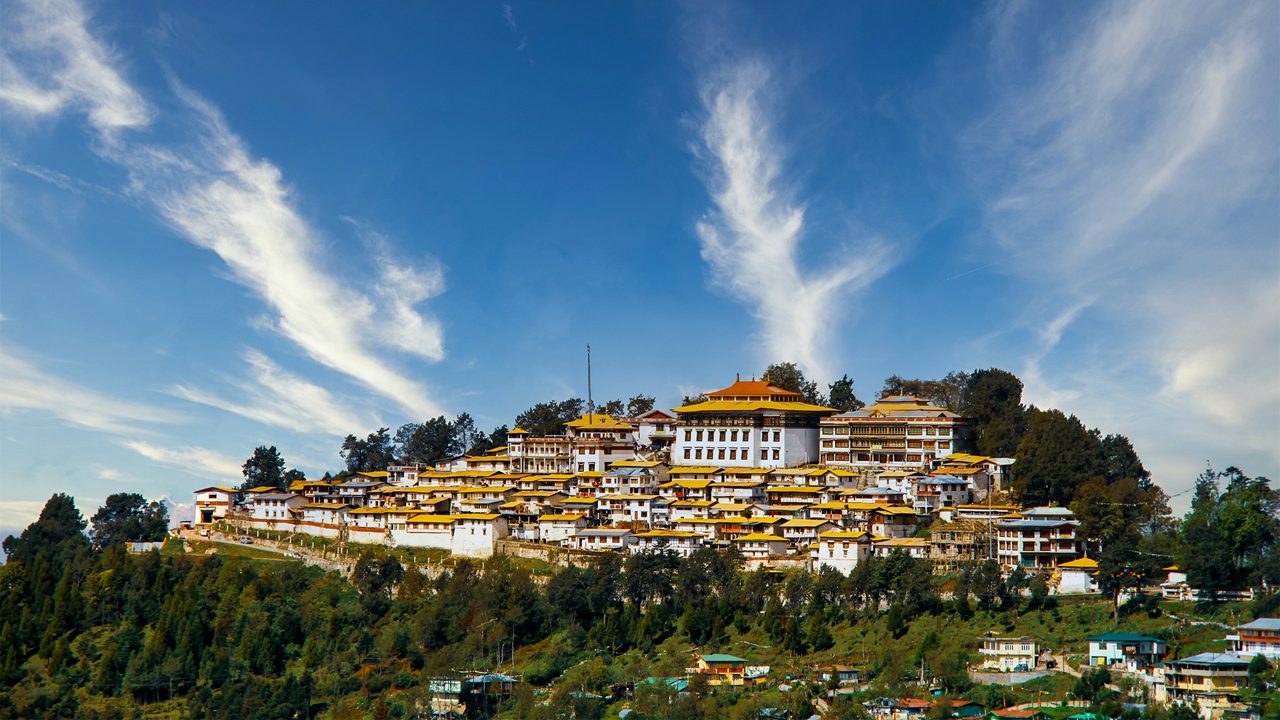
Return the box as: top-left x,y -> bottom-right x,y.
2,489 -> 1277,719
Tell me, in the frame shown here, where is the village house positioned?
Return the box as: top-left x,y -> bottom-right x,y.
1087,632 -> 1167,671
869,506 -> 918,538
250,492 -> 304,524
630,529 -> 704,557
629,408 -> 677,450
298,502 -> 350,538
1055,557 -> 1100,594
597,493 -> 670,527
1228,618 -> 1280,659
537,514 -> 590,544
687,653 -> 762,686
913,475 -> 971,514
811,530 -> 873,574
1155,652 -> 1251,718
978,635 -> 1039,672
779,518 -> 835,546
602,460 -> 668,494
929,518 -> 991,574
565,413 -> 638,472
732,532 -> 790,560
996,506 -> 1081,569
871,537 -> 929,558
571,527 -> 635,552
193,485 -> 241,525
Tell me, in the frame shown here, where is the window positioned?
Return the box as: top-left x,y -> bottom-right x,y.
719,430 -> 727,441
761,449 -> 769,460
684,430 -> 692,441
718,449 -> 726,460
695,449 -> 703,460
730,430 -> 738,441
772,449 -> 780,460
773,430 -> 781,442
729,449 -> 738,460
696,430 -> 704,441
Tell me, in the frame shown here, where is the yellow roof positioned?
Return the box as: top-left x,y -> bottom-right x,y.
672,499 -> 715,507
808,502 -> 852,510
734,533 -> 788,542
721,467 -> 774,475
941,453 -> 993,464
456,485 -> 517,494
513,490 -> 564,498
673,400 -> 837,413
454,513 -> 502,521
562,497 -> 598,505
247,485 -> 278,493
767,486 -> 825,494
819,531 -> 869,539
301,502 -> 349,510
507,427 -> 530,435
711,480 -> 766,488
610,459 -> 662,468
566,413 -> 635,430
823,468 -> 859,477
347,507 -> 389,515
406,514 -> 458,524
771,468 -> 826,477
465,455 -> 510,463
661,479 -> 714,489
635,530 -> 702,538
575,471 -> 605,478
600,493 -> 661,501
487,445 -> 507,454
357,470 -> 390,478
874,505 -> 918,516
782,519 -> 832,527
538,514 -> 588,522
745,516 -> 787,525
668,466 -> 723,475
197,485 -> 241,494
874,537 -> 928,546
1059,557 -> 1099,569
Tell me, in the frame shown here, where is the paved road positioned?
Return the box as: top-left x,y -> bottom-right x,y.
179,529 -> 352,574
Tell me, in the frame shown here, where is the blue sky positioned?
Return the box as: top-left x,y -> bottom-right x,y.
1,0 -> 1277,535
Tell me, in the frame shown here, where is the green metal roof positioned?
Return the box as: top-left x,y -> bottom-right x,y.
700,653 -> 747,663
1086,631 -> 1161,643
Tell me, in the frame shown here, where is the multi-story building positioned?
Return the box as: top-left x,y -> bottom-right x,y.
566,413 -> 638,472
929,518 -> 991,573
630,408 -> 678,450
818,395 -> 969,469
672,378 -> 836,468
571,527 -> 635,552
978,635 -> 1039,671
596,493 -> 670,527
250,492 -> 304,523
193,485 -> 241,525
1155,653 -> 1251,717
1087,632 -> 1167,671
630,529 -> 704,557
996,507 -> 1081,569
506,429 -> 571,474
1228,618 -> 1280,659
913,475 -> 971,514
811,530 -> 873,574
602,460 -> 668,495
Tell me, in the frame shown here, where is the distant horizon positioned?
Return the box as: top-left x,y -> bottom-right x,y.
2,0 -> 1277,533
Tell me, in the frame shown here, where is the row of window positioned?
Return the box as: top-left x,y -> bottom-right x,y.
684,428 -> 785,443
683,447 -> 782,461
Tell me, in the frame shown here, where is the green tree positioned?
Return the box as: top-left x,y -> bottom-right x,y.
763,362 -> 827,405
1181,466 -> 1279,594
396,417 -> 456,465
959,368 -> 1026,456
450,412 -> 484,455
828,374 -> 866,412
1013,409 -> 1103,506
89,493 -> 168,550
881,371 -> 969,411
241,445 -> 286,490
1,493 -> 88,564
340,428 -> 395,472
515,399 -> 585,436
626,394 -> 657,417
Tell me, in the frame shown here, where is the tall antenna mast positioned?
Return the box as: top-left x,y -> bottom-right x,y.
586,344 -> 594,418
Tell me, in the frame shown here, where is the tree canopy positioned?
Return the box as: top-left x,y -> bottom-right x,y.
89,493 -> 168,550
240,446 -> 286,490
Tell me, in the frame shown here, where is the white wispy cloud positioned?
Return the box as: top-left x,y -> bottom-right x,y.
693,61 -> 893,381
96,468 -> 123,481
171,348 -> 382,437
0,0 -> 152,133
121,440 -> 243,480
0,0 -> 449,421
0,344 -> 179,434
960,0 -> 1280,483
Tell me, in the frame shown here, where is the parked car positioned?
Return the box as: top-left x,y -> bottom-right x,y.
240,536 -> 253,544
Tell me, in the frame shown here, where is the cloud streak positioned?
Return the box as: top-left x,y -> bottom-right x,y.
959,0 -> 1280,482
121,440 -> 243,480
0,0 -> 449,421
0,344 -> 179,435
693,61 -> 893,380
171,349 -> 382,437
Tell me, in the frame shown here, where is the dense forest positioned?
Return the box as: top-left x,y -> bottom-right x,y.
2,475 -> 1277,719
